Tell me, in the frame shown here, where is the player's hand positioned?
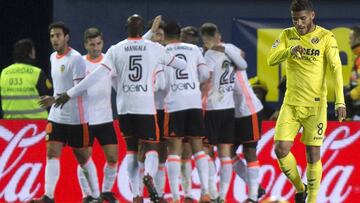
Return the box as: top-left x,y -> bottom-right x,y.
39,95 -> 55,108
240,49 -> 246,58
211,45 -> 225,53
54,93 -> 70,109
336,106 -> 347,122
291,45 -> 304,58
151,15 -> 162,33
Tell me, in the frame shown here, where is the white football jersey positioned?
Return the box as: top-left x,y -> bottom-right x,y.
102,38 -> 186,115
204,43 -> 238,110
83,54 -> 114,125
48,48 -> 88,124
163,42 -> 208,112
154,65 -> 166,110
233,70 -> 263,117
155,90 -> 166,110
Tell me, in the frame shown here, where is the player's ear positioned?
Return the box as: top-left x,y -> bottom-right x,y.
83,41 -> 88,50
311,11 -> 315,21
65,34 -> 70,43
216,32 -> 222,41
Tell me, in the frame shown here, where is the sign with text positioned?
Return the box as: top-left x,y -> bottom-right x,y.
0,120 -> 359,202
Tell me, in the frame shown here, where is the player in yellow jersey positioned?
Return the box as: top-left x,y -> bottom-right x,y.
267,0 -> 346,203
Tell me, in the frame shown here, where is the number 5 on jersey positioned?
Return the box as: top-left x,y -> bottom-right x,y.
129,55 -> 142,82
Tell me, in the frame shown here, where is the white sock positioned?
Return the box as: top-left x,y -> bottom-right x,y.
194,151 -> 209,195
247,161 -> 260,201
102,162 -> 118,192
181,159 -> 192,198
126,153 -> 140,197
155,163 -> 166,197
232,156 -> 248,183
81,158 -> 100,198
167,155 -> 181,200
144,150 -> 159,178
208,156 -> 218,200
45,158 -> 60,199
219,157 -> 232,200
138,161 -> 145,196
77,165 -> 91,197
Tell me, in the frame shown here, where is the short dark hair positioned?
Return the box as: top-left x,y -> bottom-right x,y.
164,21 -> 181,39
48,21 -> 70,36
200,23 -> 218,37
351,25 -> 360,37
84,27 -> 103,43
181,26 -> 199,38
126,14 -> 144,37
290,0 -> 314,12
13,38 -> 35,64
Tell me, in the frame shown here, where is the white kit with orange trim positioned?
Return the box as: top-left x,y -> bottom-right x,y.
48,48 -> 89,124
162,42 -> 209,113
83,53 -> 114,125
233,70 -> 263,118
203,43 -> 242,110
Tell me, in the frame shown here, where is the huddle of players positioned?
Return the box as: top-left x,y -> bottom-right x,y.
31,14 -> 265,203
142,16 -> 265,203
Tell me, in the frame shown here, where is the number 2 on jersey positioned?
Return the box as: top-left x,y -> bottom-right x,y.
129,55 -> 142,82
175,54 -> 188,80
219,60 -> 235,85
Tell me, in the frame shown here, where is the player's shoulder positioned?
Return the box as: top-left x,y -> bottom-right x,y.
204,49 -> 221,59
167,42 -> 198,51
50,52 -> 57,59
185,42 -> 201,52
68,49 -> 85,64
310,26 -> 337,45
223,42 -> 238,50
282,27 -> 297,36
316,25 -> 331,33
316,26 -> 335,38
144,39 -> 164,48
68,48 -> 81,57
105,40 -> 128,55
180,42 -> 196,48
111,39 -> 128,48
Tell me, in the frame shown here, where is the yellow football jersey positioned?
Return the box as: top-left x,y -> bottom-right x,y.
267,26 -> 345,108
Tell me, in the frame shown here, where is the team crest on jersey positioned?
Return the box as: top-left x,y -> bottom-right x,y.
272,39 -> 280,48
311,37 -> 320,44
60,65 -> 65,72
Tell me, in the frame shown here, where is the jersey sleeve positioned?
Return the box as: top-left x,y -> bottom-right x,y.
142,30 -> 153,40
196,47 -> 210,82
101,46 -> 117,74
36,70 -> 53,96
67,52 -> 112,98
154,65 -> 166,91
71,55 -> 87,83
204,51 -> 216,72
325,33 -> 345,108
67,66 -> 109,98
158,46 -> 187,70
224,44 -> 247,70
267,30 -> 291,66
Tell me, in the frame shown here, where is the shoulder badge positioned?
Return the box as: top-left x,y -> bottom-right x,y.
272,39 -> 280,48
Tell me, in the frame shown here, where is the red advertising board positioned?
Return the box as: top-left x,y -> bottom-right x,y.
0,120 -> 359,202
